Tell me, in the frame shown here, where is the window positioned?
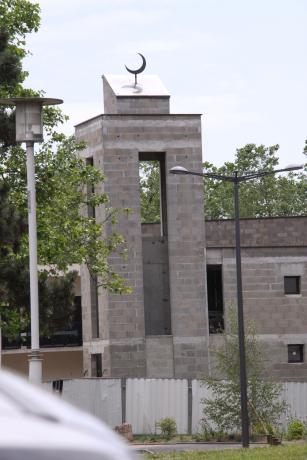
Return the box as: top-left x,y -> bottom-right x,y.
140,152 -> 171,336
90,275 -> 99,339
139,152 -> 167,237
207,265 -> 224,333
288,344 -> 304,363
86,157 -> 95,219
91,353 -> 103,377
284,276 -> 300,295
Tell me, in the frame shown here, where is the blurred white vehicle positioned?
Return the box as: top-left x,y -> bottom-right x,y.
0,369 -> 135,460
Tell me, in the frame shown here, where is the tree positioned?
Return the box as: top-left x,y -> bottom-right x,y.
201,311 -> 287,435
0,2 -> 40,338
3,132 -> 131,292
0,1 -> 131,341
139,160 -> 161,223
140,143 -> 306,221
0,1 -> 40,145
203,144 -> 306,219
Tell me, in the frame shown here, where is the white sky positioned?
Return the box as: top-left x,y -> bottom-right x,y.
24,0 -> 307,167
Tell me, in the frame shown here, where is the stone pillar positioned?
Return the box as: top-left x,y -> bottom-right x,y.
76,73 -> 209,377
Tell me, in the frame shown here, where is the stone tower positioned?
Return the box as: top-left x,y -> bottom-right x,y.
75,72 -> 209,378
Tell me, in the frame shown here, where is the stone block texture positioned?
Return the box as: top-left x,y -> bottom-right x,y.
75,73 -> 306,381
75,75 -> 208,378
206,216 -> 307,381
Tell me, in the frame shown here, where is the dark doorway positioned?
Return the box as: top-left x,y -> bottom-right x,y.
207,265 -> 224,333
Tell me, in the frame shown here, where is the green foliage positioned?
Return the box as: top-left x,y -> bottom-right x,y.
0,29 -> 23,89
0,0 -> 40,54
0,304 -> 28,339
0,180 -> 29,337
155,417 -> 177,440
286,418 -> 305,440
139,143 -> 306,221
0,1 -> 131,340
140,160 -> 161,223
201,310 -> 287,434
203,143 -> 306,219
2,133 -> 131,293
193,421 -> 227,442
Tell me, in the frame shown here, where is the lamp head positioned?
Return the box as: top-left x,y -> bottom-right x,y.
169,166 -> 190,175
0,97 -> 63,143
284,164 -> 304,171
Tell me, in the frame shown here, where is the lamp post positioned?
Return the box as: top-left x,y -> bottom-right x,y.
170,163 -> 303,448
0,97 -> 63,384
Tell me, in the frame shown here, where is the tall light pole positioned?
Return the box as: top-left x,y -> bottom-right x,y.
170,163 -> 303,448
0,97 -> 63,384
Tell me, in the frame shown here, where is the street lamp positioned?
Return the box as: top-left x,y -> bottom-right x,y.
170,163 -> 303,448
0,97 -> 63,384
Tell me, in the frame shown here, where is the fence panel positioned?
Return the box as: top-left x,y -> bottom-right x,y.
191,380 -> 214,434
44,378 -> 307,433
283,382 -> 307,424
62,378 -> 122,428
126,378 -> 188,434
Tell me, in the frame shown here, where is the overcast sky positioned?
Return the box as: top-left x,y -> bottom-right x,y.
24,0 -> 307,167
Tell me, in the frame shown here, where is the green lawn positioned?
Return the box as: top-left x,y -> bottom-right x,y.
145,444 -> 307,460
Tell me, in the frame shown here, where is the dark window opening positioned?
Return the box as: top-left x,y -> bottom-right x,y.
91,353 -> 103,377
2,296 -> 83,349
207,265 -> 224,333
86,158 -> 99,338
139,153 -> 167,237
52,379 -> 63,393
90,275 -> 99,339
140,153 -> 171,336
284,276 -> 300,295
143,249 -> 172,336
86,157 -> 96,219
288,344 -> 304,363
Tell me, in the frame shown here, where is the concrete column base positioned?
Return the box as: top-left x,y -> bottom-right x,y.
28,349 -> 43,384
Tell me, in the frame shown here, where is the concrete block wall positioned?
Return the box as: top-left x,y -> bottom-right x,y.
75,72 -> 306,381
101,114 -> 208,378
205,216 -> 307,248
103,76 -> 170,114
76,71 -> 208,378
206,216 -> 307,381
75,116 -> 109,376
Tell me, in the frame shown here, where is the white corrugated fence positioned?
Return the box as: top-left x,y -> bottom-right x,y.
126,378 -> 188,434
46,378 -> 307,434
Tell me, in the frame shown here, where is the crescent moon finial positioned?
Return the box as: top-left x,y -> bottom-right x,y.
125,53 -> 146,86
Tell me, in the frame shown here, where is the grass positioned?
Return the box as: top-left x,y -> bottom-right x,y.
144,443 -> 307,460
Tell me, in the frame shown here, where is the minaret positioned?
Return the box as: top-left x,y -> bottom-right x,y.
75,60 -> 209,378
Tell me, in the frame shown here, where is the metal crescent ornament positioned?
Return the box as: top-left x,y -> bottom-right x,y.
125,53 -> 146,86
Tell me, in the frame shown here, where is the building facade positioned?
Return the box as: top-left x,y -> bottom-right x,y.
75,74 -> 208,378
2,73 -> 307,381
206,216 -> 307,381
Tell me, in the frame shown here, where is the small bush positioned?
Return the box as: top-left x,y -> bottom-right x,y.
193,421 -> 227,442
155,417 -> 177,440
286,419 -> 305,440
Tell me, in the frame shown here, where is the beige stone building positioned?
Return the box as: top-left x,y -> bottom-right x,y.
2,73 -> 307,381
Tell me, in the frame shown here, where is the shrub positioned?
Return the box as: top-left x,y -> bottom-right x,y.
286,419 -> 305,440
201,309 -> 287,434
155,417 -> 177,440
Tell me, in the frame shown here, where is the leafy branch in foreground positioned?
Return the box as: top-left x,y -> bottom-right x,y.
3,132 -> 132,294
0,0 -> 132,340
201,309 -> 286,435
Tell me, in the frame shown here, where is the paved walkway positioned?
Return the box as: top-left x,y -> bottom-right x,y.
132,442 -> 268,454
